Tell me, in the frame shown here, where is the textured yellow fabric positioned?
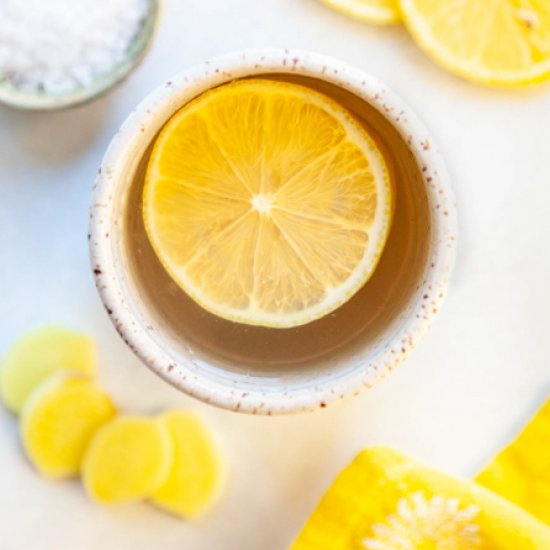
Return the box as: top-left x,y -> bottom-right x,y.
291,447 -> 550,549
476,398 -> 550,526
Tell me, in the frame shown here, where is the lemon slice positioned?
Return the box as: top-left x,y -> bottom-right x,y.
320,0 -> 400,24
144,79 -> 392,328
400,0 -> 550,87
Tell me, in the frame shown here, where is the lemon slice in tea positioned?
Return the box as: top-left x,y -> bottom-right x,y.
143,79 -> 393,328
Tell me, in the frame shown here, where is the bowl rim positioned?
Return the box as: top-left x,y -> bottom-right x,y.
89,48 -> 458,415
0,0 -> 162,111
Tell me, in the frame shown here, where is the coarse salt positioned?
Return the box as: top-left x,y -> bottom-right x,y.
0,0 -> 149,95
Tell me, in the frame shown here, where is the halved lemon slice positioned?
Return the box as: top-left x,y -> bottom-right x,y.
319,0 -> 400,25
144,79 -> 393,328
400,0 -> 550,87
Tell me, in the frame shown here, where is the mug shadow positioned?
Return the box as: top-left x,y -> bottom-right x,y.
0,92 -> 115,166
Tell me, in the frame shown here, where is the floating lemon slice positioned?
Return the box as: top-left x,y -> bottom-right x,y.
144,79 -> 393,328
319,0 -> 400,24
400,0 -> 550,86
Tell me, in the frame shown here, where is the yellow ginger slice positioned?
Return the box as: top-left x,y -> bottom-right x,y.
82,416 -> 173,504
151,410 -> 224,518
0,326 -> 96,414
20,374 -> 116,479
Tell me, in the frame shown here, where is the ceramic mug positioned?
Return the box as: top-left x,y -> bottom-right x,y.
89,49 -> 457,414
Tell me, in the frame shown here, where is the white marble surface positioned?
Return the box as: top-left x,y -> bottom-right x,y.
1,1 -> 549,548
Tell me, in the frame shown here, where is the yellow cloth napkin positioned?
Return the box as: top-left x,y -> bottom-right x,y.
476,398 -> 550,526
291,399 -> 550,549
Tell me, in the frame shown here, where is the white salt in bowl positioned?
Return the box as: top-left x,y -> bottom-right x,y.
0,0 -> 161,110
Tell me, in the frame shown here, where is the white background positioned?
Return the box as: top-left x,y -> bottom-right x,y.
1,1 -> 550,548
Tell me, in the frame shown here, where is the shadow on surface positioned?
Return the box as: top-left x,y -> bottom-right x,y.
0,92 -> 116,165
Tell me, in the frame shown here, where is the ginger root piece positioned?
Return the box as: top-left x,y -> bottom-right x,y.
151,410 -> 224,518
21,374 -> 115,479
1,326 -> 96,414
82,416 -> 173,504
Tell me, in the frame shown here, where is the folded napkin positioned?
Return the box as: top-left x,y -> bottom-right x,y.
291,399 -> 550,549
476,399 -> 550,526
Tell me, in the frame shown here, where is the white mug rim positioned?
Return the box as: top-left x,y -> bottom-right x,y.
89,48 -> 457,414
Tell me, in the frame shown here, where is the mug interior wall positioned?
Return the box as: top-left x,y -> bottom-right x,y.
118,74 -> 432,381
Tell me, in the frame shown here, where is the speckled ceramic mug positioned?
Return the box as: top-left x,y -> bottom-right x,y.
89,49 -> 457,415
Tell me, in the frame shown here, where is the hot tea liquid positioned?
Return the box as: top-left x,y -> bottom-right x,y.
123,75 -> 431,375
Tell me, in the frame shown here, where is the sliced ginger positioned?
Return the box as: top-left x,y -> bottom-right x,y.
20,374 -> 116,479
151,410 -> 223,518
82,416 -> 173,504
0,326 -> 96,414
2,327 -> 226,517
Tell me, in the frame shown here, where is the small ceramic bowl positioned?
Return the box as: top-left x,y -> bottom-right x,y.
89,49 -> 457,415
0,0 -> 161,110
